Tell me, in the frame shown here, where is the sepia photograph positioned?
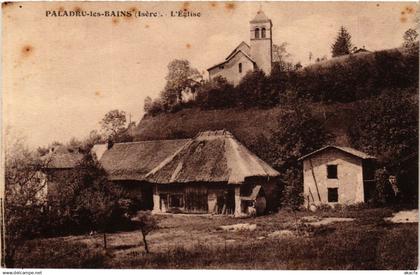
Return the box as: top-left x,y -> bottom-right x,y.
1,1 -> 419,270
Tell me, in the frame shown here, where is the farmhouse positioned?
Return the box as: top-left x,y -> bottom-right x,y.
42,146 -> 83,202
299,146 -> 376,208
94,139 -> 190,210
93,130 -> 280,217
207,10 -> 273,85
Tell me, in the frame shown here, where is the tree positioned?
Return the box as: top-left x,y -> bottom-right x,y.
100,109 -> 127,139
348,92 -> 418,203
160,59 -> 201,110
236,69 -> 269,107
72,154 -> 126,249
272,43 -> 293,71
403,28 -> 419,47
132,211 -> 158,253
83,130 -> 106,151
143,96 -> 153,114
270,101 -> 331,207
195,76 -> 236,109
4,133 -> 50,267
331,26 -> 353,57
146,98 -> 164,116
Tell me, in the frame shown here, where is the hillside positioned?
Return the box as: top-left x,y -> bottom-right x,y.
303,46 -> 413,72
133,101 -> 358,149
133,45 -> 418,168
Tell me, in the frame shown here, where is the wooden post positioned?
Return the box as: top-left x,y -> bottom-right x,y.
152,184 -> 160,213
309,159 -> 322,203
234,186 -> 241,217
103,232 -> 107,249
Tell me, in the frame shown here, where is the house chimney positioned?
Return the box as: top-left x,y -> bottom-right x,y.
107,139 -> 114,150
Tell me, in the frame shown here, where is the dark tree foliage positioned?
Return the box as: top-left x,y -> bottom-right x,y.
143,47 -> 418,116
374,167 -> 396,205
236,69 -> 270,107
266,62 -> 288,106
196,76 -> 236,109
71,154 -> 128,248
272,103 -> 331,208
403,28 -> 419,48
246,101 -> 331,209
46,154 -> 132,237
289,48 -> 418,103
348,92 -> 418,204
331,26 -> 353,57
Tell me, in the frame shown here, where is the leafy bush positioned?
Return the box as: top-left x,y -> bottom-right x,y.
349,92 -> 418,203
196,76 -> 236,109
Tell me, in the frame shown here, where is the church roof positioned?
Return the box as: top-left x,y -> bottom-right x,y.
207,49 -> 255,71
250,10 -> 271,23
225,41 -> 250,61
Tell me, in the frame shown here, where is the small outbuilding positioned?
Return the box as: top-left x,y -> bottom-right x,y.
299,146 -> 376,207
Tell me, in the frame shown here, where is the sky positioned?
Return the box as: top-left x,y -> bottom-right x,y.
3,1 -> 418,148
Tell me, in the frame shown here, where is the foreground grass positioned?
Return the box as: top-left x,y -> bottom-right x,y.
14,208 -> 418,269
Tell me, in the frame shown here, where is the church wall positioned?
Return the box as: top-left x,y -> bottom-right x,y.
208,53 -> 254,86
250,20 -> 272,75
250,38 -> 272,75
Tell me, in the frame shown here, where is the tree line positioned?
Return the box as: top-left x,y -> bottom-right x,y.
144,28 -> 418,116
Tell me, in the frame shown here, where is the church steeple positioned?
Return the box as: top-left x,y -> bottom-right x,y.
250,10 -> 273,75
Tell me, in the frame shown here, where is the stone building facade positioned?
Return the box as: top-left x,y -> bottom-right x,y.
207,10 -> 273,85
299,146 -> 376,207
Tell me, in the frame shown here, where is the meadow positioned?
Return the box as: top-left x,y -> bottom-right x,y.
14,207 -> 418,269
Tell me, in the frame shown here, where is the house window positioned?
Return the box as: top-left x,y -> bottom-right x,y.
169,194 -> 184,208
239,63 -> 242,73
255,28 -> 260,39
327,164 -> 338,179
328,188 -> 338,203
261,28 -> 266,38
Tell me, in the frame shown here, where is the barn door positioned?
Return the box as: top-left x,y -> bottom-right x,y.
185,186 -> 208,213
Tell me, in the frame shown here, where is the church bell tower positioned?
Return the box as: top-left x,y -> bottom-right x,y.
250,10 -> 273,75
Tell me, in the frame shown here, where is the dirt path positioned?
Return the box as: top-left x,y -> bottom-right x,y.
385,209 -> 418,223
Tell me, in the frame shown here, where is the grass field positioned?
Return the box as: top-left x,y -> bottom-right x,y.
14,207 -> 418,269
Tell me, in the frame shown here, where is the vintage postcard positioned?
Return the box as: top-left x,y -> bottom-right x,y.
1,1 -> 418,270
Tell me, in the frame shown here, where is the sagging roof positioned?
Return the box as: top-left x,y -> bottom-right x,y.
98,139 -> 190,181
298,146 -> 376,161
145,130 -> 279,184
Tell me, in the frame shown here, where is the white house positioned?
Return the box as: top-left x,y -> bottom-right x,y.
299,146 -> 376,208
207,10 -> 273,85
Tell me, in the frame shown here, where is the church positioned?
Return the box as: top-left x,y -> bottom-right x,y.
207,10 -> 273,86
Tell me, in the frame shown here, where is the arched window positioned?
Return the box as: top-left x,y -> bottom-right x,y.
238,63 -> 242,73
255,28 -> 260,39
261,28 -> 266,38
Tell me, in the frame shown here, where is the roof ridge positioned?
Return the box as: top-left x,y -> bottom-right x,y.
298,145 -> 376,160
100,138 -> 192,147
207,48 -> 255,71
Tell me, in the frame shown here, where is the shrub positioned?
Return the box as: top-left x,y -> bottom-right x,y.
196,76 -> 236,109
